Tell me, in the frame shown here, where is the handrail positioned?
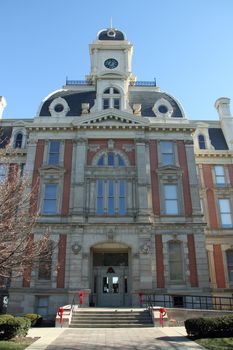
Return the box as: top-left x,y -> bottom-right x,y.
142,293 -> 233,311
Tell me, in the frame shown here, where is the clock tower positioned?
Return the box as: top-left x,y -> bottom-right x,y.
86,28 -> 136,112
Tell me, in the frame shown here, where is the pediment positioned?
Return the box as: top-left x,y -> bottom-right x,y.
73,110 -> 149,126
40,165 -> 64,173
158,164 -> 181,172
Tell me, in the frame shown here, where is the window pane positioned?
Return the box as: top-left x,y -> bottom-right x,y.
165,201 -> 178,215
164,185 -> 177,199
119,180 -> 125,196
118,155 -> 125,166
97,180 -> 103,196
43,184 -> 57,214
97,155 -> 104,166
198,134 -> 206,149
103,99 -> 109,109
169,242 -> 183,281
108,180 -> 114,214
221,214 -> 232,227
119,198 -> 126,215
108,152 -> 114,166
15,133 -> 23,148
114,99 -> 120,109
0,164 -> 7,183
226,251 -> 233,282
215,166 -> 225,185
48,141 -> 60,165
160,141 -> 174,165
96,180 -> 104,215
219,199 -> 230,212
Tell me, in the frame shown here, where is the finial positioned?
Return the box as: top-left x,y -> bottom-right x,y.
110,17 -> 113,29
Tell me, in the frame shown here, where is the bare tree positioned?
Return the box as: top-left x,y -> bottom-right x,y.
0,164 -> 49,285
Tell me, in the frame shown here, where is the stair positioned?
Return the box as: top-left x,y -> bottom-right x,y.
69,308 -> 154,328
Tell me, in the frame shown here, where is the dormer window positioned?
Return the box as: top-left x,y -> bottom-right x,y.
198,134 -> 206,149
14,132 -> 23,148
102,88 -> 121,110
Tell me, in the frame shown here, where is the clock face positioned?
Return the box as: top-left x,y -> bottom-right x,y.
104,58 -> 118,69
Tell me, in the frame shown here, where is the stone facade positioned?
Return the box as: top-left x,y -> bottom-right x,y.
0,27 -> 232,318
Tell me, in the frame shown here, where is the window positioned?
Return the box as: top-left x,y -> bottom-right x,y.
160,141 -> 174,165
96,179 -> 126,215
48,141 -> 60,165
36,296 -> 49,317
43,184 -> 58,214
198,134 -> 206,150
164,184 -> 178,215
38,241 -> 52,280
218,199 -> 232,228
214,165 -> 225,186
226,250 -> 233,283
97,152 -> 125,166
102,87 -> 121,110
0,164 -> 7,183
168,241 -> 183,281
14,133 -> 23,148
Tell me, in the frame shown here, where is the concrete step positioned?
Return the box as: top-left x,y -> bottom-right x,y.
69,309 -> 153,328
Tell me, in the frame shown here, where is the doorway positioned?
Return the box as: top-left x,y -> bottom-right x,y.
91,249 -> 130,307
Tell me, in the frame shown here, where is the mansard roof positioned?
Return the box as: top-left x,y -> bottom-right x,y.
208,128 -> 228,150
38,89 -> 184,118
97,28 -> 126,41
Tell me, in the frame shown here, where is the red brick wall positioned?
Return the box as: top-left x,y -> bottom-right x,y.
61,140 -> 73,215
57,234 -> 67,288
177,141 -> 192,216
22,234 -> 34,288
202,164 -> 218,229
213,244 -> 226,288
149,140 -> 160,215
30,140 -> 45,215
155,235 -> 165,288
87,139 -> 135,165
187,234 -> 199,287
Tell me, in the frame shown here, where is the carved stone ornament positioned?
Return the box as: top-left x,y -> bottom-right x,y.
140,242 -> 151,255
71,242 -> 82,255
133,104 -> 141,116
81,103 -> 90,115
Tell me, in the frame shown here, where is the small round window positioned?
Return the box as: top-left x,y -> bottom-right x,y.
54,104 -> 64,113
158,105 -> 168,114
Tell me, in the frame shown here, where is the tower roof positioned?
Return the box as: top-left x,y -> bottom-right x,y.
97,28 -> 126,41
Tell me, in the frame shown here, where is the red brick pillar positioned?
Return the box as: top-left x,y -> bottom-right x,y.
149,140 -> 160,215
187,234 -> 199,287
213,244 -> 226,288
22,234 -> 34,287
202,164 -> 218,229
177,141 -> 192,216
155,235 -> 165,288
61,140 -> 73,215
30,140 -> 45,215
57,235 -> 67,288
228,165 -> 233,186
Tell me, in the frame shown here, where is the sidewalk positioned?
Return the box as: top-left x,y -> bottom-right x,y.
26,326 -> 205,350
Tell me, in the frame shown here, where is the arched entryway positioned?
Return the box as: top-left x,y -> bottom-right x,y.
90,242 -> 131,307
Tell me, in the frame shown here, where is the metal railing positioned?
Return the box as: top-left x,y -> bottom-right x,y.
142,293 -> 233,311
65,79 -> 157,87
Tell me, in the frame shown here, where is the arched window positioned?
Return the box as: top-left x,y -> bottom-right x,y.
102,87 -> 121,110
97,152 -> 125,166
95,151 -> 127,215
168,241 -> 184,281
198,134 -> 206,150
14,132 -> 23,148
226,250 -> 233,283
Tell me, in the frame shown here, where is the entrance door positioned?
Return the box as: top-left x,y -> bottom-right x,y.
98,266 -> 127,307
92,251 -> 130,307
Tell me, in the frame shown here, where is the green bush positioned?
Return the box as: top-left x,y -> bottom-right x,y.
24,313 -> 42,326
0,315 -> 31,340
185,315 -> 233,338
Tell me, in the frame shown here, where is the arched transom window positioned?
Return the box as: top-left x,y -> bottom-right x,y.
97,152 -> 125,166
102,87 -> 121,110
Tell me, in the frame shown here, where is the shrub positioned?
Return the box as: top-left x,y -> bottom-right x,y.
185,315 -> 233,338
0,315 -> 31,340
24,313 -> 42,326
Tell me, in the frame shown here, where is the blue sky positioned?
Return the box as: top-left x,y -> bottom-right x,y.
1,0 -> 232,120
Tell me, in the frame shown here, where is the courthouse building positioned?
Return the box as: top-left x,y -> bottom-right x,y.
0,27 -> 233,318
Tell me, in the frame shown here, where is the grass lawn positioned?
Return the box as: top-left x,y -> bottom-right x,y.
0,337 -> 38,350
196,337 -> 233,350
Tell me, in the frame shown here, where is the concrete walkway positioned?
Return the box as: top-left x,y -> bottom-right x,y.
26,327 -> 205,350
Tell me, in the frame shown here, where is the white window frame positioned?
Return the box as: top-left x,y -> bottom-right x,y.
218,198 -> 233,228
214,165 -> 226,187
163,184 -> 179,215
48,141 -> 61,165
42,184 -> 59,215
96,179 -> 126,215
159,141 -> 176,166
102,87 -> 121,110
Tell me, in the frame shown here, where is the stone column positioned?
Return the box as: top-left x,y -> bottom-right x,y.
72,138 -> 87,222
135,138 -> 150,221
